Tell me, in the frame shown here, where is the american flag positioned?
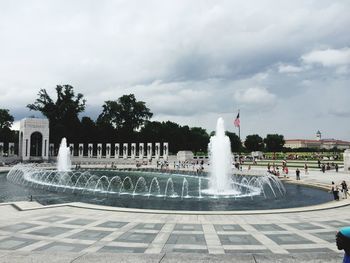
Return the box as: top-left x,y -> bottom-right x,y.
234,112 -> 240,127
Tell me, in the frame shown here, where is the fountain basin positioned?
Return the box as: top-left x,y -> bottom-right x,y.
3,165 -> 333,211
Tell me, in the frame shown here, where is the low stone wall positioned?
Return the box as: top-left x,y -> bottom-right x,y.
49,155 -> 177,166
0,156 -> 21,165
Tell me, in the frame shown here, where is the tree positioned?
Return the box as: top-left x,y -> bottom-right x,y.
0,109 -> 14,130
244,134 -> 264,151
225,131 -> 242,152
264,134 -> 285,152
189,127 -> 210,153
79,117 -> 98,143
27,85 -> 86,143
0,109 -> 16,151
97,94 -> 153,134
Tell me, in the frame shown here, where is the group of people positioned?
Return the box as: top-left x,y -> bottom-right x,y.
331,180 -> 348,200
267,162 -> 291,177
318,160 -> 339,173
267,163 -> 283,176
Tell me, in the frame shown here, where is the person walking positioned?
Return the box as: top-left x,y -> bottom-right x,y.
336,227 -> 350,263
341,181 -> 348,199
304,163 -> 309,175
284,166 -> 289,177
336,163 -> 339,172
331,181 -> 340,201
296,168 -> 300,180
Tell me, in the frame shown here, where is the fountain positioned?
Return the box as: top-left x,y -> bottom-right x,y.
57,138 -> 71,172
204,117 -> 238,195
5,120 -> 293,211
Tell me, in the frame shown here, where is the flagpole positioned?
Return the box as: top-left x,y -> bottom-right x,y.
238,109 -> 240,142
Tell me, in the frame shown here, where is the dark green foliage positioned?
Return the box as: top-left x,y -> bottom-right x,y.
139,121 -> 210,154
80,117 -> 98,143
0,109 -> 17,152
0,109 -> 14,130
245,134 -> 264,151
189,127 -> 210,153
264,134 -> 285,152
225,131 -> 242,152
97,94 -> 153,134
27,85 -> 86,144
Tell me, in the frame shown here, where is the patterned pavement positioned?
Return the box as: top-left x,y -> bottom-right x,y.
0,203 -> 348,256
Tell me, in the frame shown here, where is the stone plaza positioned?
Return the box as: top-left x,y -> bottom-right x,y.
0,165 -> 349,262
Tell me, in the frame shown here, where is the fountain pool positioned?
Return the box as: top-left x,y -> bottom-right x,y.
4,166 -> 332,211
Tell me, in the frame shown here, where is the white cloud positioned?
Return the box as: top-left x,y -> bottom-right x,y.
302,48 -> 350,67
0,1 -> 350,139
234,87 -> 276,106
278,64 -> 303,73
10,121 -> 20,131
329,108 -> 350,118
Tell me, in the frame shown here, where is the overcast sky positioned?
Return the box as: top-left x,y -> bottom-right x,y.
1,0 -> 350,140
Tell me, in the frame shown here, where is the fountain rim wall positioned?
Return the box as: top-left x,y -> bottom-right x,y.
4,194 -> 349,215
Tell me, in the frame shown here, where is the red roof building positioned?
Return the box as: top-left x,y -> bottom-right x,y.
284,131 -> 350,150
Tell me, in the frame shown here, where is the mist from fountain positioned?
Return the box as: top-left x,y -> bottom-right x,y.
57,138 -> 71,172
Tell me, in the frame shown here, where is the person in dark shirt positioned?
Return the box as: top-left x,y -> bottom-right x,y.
341,181 -> 348,199
331,181 -> 340,201
296,168 -> 300,180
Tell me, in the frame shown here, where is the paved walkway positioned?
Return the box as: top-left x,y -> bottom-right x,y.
0,167 -> 349,262
0,200 -> 348,261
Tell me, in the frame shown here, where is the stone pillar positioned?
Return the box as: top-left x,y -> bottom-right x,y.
155,142 -> 160,160
42,136 -> 49,160
163,142 -> 169,160
19,118 -> 50,161
344,149 -> 350,173
123,143 -> 128,159
114,143 -> 120,158
147,143 -> 152,160
106,143 -> 111,158
0,142 -> 3,156
49,143 -> 54,157
139,143 -> 144,159
97,143 -> 102,158
131,143 -> 136,159
88,143 -> 93,158
69,143 -> 74,157
78,144 -> 84,157
8,143 -> 15,156
18,132 -> 22,158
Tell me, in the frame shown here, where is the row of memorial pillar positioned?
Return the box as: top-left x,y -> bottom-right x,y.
0,142 -> 15,156
49,142 -> 169,160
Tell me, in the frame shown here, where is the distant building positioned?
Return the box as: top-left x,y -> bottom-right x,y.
284,131 -> 350,150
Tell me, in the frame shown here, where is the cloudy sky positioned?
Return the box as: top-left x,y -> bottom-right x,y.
1,0 -> 350,140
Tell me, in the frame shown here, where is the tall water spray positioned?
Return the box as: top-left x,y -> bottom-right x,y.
207,117 -> 237,195
57,138 -> 71,172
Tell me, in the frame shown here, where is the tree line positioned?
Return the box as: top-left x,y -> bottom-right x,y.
0,85 -> 291,154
